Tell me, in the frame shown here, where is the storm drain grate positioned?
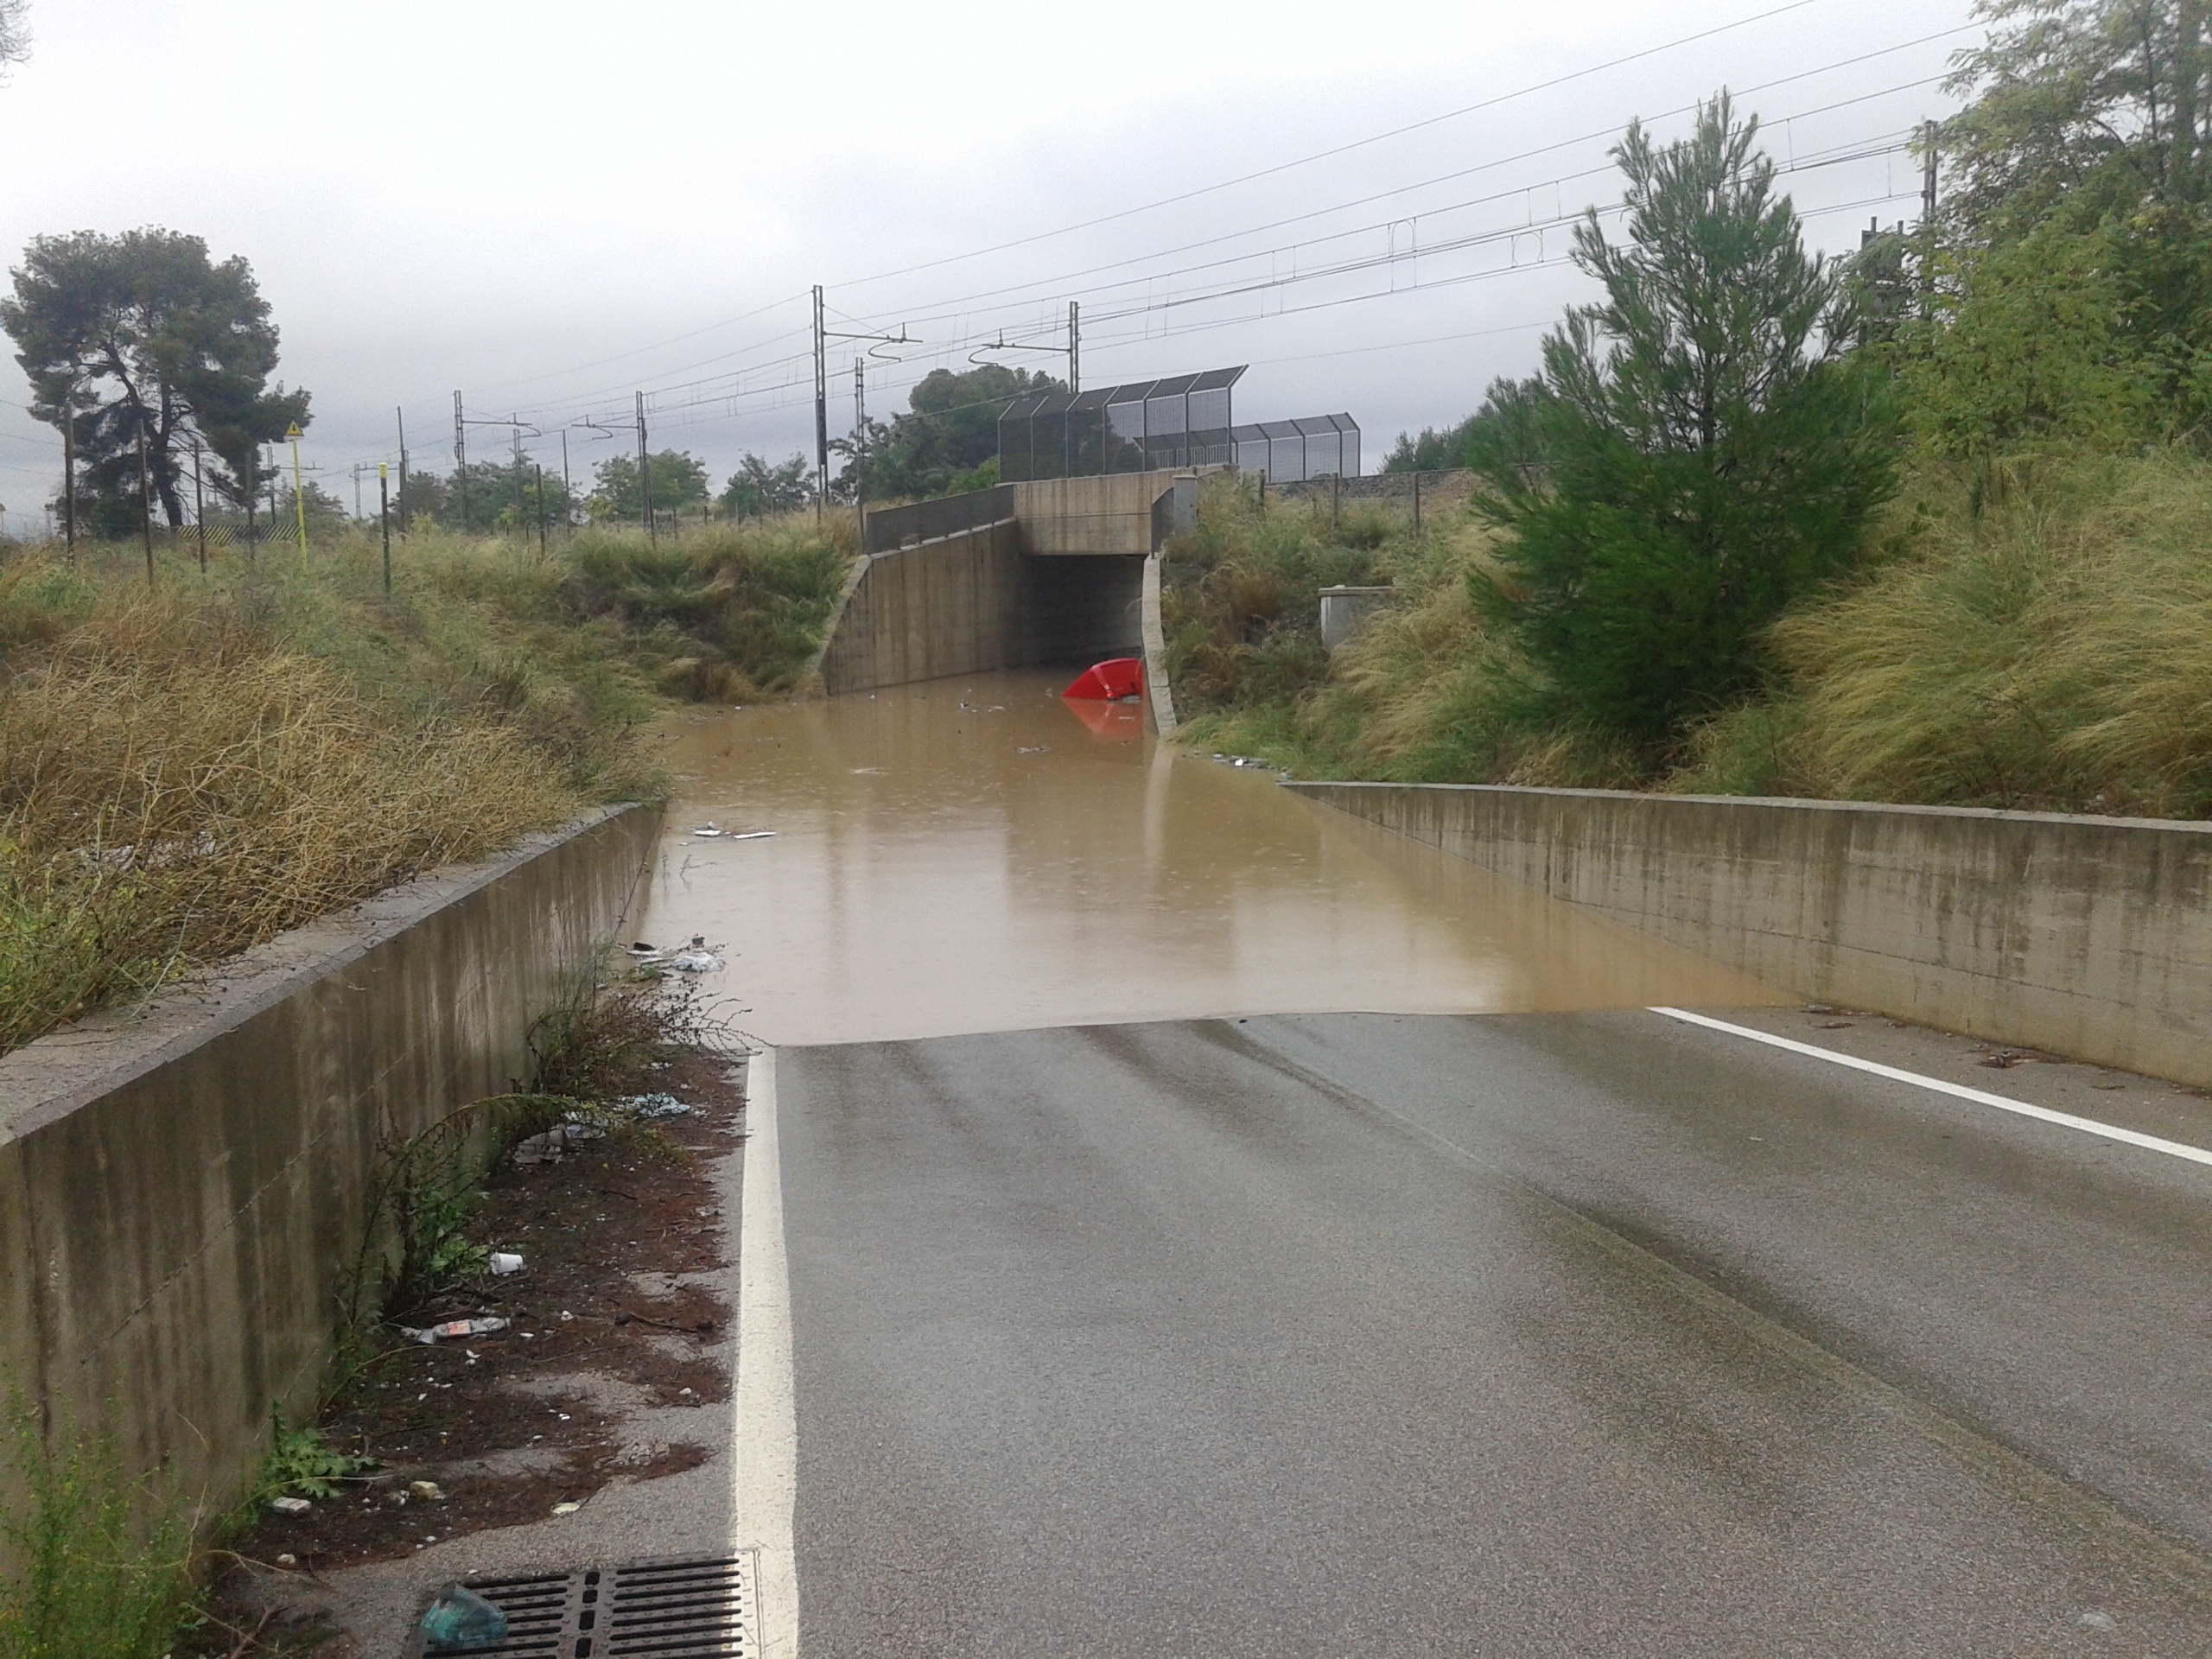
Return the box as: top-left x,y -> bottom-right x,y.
412,1551 -> 756,1657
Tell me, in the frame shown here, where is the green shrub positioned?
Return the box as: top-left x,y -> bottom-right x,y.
0,1409 -> 192,1659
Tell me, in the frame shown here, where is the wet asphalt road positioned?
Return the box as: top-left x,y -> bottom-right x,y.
777,1012 -> 2212,1656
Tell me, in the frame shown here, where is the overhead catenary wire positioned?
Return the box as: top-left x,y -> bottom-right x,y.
16,16 -> 1962,501
380,12 -> 1959,435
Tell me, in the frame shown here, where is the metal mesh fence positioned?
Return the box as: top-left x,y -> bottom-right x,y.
1001,367 -> 1244,482
999,365 -> 1357,485
863,484 -> 1016,553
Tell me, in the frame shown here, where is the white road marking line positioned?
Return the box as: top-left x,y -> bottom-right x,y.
1648,1007 -> 2212,1169
732,1046 -> 801,1656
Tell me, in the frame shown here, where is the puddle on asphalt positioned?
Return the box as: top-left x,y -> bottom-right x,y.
637,668 -> 1783,1046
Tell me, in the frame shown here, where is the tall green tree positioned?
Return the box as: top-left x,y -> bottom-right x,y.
1936,0 -> 2212,438
721,451 -> 812,517
1474,95 -> 1898,753
588,449 -> 709,522
444,455 -> 575,531
0,229 -> 310,529
849,364 -> 1061,499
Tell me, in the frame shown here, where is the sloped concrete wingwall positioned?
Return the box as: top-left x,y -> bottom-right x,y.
0,803 -> 660,1525
817,521 -> 1143,695
1287,782 -> 2212,1088
817,520 -> 1025,695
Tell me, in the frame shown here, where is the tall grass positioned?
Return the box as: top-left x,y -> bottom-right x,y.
1165,481 -> 1638,785
563,514 -> 857,698
1676,449 -> 2212,815
1162,480 -> 1395,722
1166,453 -> 2212,816
0,514 -> 855,1053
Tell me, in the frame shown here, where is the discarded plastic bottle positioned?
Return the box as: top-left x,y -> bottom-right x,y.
419,1582 -> 507,1648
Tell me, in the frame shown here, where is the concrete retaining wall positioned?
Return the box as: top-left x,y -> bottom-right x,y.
818,522 -> 1144,695
1287,782 -> 2212,1088
1141,553 -> 1179,737
0,803 -> 660,1523
1012,470 -> 1182,556
818,520 -> 1025,695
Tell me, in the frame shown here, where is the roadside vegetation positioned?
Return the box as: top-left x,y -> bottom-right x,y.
1172,0 -> 2212,821
0,963 -> 737,1659
0,516 -> 852,1057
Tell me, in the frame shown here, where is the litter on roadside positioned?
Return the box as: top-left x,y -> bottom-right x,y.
619,1092 -> 696,1119
419,1584 -> 507,1645
401,1317 -> 512,1344
512,1121 -> 607,1166
269,1496 -> 311,1514
692,823 -> 723,837
488,1252 -> 524,1275
626,940 -> 662,959
551,1501 -> 581,1515
410,1480 -> 447,1501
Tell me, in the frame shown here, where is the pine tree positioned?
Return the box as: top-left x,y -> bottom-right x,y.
1473,95 -> 1897,754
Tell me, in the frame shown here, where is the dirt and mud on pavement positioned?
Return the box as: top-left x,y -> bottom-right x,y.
186,1042 -> 747,1658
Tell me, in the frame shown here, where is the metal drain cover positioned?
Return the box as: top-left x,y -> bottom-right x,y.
411,1551 -> 757,1657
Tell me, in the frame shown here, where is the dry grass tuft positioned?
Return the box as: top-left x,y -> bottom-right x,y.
0,533 -> 686,1054
0,581 -> 578,1050
1676,448 -> 2212,815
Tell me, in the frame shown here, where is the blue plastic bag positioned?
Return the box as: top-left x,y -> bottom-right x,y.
419,1582 -> 507,1648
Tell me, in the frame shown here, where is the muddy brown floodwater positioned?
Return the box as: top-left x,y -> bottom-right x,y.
638,669 -> 1782,1046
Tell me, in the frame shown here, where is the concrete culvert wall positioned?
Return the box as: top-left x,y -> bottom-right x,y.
0,803 -> 661,1531
1288,781 -> 2212,1090
815,523 -> 1145,696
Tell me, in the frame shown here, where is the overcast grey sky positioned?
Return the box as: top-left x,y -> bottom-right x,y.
0,0 -> 1977,528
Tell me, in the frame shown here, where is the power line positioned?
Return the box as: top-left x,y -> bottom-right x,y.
398,0 -> 1925,422
829,0 -> 1838,292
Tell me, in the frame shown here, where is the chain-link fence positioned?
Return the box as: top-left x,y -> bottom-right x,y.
1000,368 -> 1246,482
999,364 -> 1361,486
1264,466 -> 1474,527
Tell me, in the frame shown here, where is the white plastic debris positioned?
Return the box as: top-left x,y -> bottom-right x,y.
620,1093 -> 695,1119
410,1480 -> 447,1501
512,1120 -> 607,1166
488,1252 -> 524,1276
726,830 -> 775,841
401,1317 -> 512,1344
551,1501 -> 581,1516
625,941 -> 661,959
670,950 -> 723,974
270,1496 -> 311,1514
692,823 -> 723,838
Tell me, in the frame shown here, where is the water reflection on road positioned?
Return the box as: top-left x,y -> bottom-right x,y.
638,669 -> 1779,1046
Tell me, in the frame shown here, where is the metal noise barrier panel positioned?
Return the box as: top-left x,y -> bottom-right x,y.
413,1552 -> 758,1657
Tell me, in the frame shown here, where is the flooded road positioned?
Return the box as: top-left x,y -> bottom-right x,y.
638,668 -> 1777,1045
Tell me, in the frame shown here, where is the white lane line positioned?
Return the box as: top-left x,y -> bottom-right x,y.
1649,1007 -> 2212,1169
732,1046 -> 801,1656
